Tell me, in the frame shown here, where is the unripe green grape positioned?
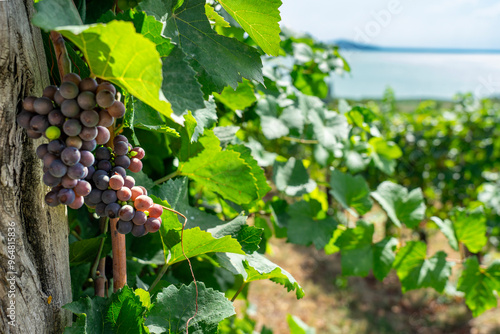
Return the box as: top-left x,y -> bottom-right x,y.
45,126 -> 61,140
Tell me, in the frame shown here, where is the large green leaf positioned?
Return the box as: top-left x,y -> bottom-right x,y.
393,241 -> 453,293
307,108 -> 349,151
63,286 -> 148,333
335,222 -> 374,277
457,257 -> 500,317
371,181 -> 426,228
33,0 -> 83,30
287,314 -> 316,334
368,137 -> 402,175
139,0 -> 263,95
286,200 -> 337,250
451,207 -> 487,253
214,79 -> 256,111
69,235 -> 110,266
146,282 -> 235,334
216,252 -> 304,298
430,216 -> 459,251
272,158 -> 316,197
178,144 -> 259,205
53,21 -> 175,119
329,169 -> 372,216
373,237 -> 398,281
218,0 -> 282,56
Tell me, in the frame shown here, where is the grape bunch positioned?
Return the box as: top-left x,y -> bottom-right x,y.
17,73 -> 163,237
85,135 -> 163,237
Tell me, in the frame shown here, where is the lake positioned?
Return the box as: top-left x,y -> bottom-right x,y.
331,51 -> 500,100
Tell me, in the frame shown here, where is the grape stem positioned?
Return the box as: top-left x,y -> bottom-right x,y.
156,205 -> 198,334
49,31 -> 71,81
154,170 -> 180,185
231,282 -> 247,302
283,136 -> 319,144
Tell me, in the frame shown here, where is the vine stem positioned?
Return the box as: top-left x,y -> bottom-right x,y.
49,31 -> 71,80
154,170 -> 180,185
231,282 -> 246,302
157,205 -> 198,334
282,136 -> 319,144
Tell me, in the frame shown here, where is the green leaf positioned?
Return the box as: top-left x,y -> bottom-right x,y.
329,169 -> 372,216
146,282 -> 235,334
205,3 -> 230,28
335,222 -> 374,277
369,137 -> 402,175
430,216 -> 459,251
273,158 -> 316,196
214,79 -> 257,111
373,237 -> 398,281
216,252 -> 304,299
217,0 -> 282,56
371,181 -> 426,228
287,314 -> 316,334
179,144 -> 259,205
192,98 -> 218,141
63,286 -> 148,333
227,145 -> 271,200
69,235 -> 110,266
164,227 -> 245,265
254,96 -> 289,140
307,108 -> 349,151
53,21 -> 175,120
393,241 -> 453,293
139,0 -> 264,94
33,0 -> 83,30
451,207 -> 487,253
292,67 -> 328,98
457,257 -> 500,317
286,200 -> 337,249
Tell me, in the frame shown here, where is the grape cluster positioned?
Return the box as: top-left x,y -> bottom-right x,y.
85,135 -> 163,237
17,73 -> 162,237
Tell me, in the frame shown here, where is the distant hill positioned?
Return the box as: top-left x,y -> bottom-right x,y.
333,39 -> 500,54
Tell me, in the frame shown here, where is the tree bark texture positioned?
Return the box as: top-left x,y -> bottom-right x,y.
0,1 -> 72,333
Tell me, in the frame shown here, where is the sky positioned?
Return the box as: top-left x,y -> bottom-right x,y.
279,0 -> 500,49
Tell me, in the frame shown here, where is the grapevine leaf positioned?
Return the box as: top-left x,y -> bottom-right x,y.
214,79 -> 257,111
213,126 -> 240,147
165,227 -> 244,265
287,314 -> 315,334
192,98 -> 218,141
216,252 -> 304,299
146,282 -> 235,334
227,145 -> 271,200
430,216 -> 459,251
69,235 -> 110,266
33,0 -> 83,30
255,96 -> 289,139
53,21 -> 176,120
273,157 -> 316,197
307,108 -> 349,151
451,207 -> 487,253
139,0 -> 264,94
217,0 -> 282,56
369,137 -> 402,175
329,169 -> 372,216
393,241 -> 453,293
373,237 -> 398,281
205,3 -> 230,28
63,286 -> 148,333
286,200 -> 337,249
371,181 -> 426,228
335,222 -> 374,277
457,257 -> 500,317
178,144 -> 259,205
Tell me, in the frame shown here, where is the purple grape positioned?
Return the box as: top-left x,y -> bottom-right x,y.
63,119 -> 82,136
79,150 -> 94,167
61,99 -> 80,118
96,89 -> 115,108
68,195 -> 84,209
84,196 -> 96,209
88,189 -> 103,205
85,165 -> 95,181
97,160 -> 112,172
61,175 -> 78,188
79,77 -> 98,93
59,81 -> 79,99
30,115 -> 50,133
49,159 -> 68,178
43,85 -> 58,101
101,189 -> 117,204
124,175 -> 135,188
95,126 -> 110,145
45,191 -> 60,207
132,211 -> 147,225
54,90 -> 65,106
117,187 -> 132,201
118,205 -> 135,221
81,139 -> 96,151
98,109 -> 114,127
77,91 -> 96,110
43,172 -> 61,187
95,174 -> 110,190
111,166 -> 127,178
113,135 -> 128,145
22,96 -> 36,111
36,144 -> 48,159
114,155 -> 130,168
145,217 -> 161,233
116,220 -> 133,234
95,146 -> 111,160
79,126 -> 98,141
95,202 -> 107,217
17,110 -> 34,129
131,224 -> 147,237
33,97 -> 53,115
128,158 -> 143,173
92,169 -> 108,183
66,136 -> 83,149
43,153 -> 57,169
57,188 -> 75,205
109,174 -> 124,190
74,180 -> 91,196
48,109 -> 65,127
67,163 -> 86,179
48,140 -> 65,155
114,141 -> 129,155
26,129 -> 42,139
105,202 -> 121,218
80,109 -> 99,127
61,147 -> 81,166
